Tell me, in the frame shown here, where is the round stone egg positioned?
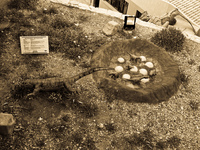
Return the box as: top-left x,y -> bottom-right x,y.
115,66 -> 124,73
141,78 -> 150,83
130,66 -> 138,72
139,68 -> 148,75
145,62 -> 154,68
117,57 -> 125,63
122,74 -> 131,79
140,56 -> 146,62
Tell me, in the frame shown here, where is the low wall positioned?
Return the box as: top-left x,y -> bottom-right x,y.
50,0 -> 200,43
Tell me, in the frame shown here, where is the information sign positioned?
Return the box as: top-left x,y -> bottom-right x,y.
20,36 -> 49,54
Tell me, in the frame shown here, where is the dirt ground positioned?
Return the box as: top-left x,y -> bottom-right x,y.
1,1 -> 200,149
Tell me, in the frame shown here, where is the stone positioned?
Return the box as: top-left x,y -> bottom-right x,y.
0,113 -> 15,135
0,22 -> 10,31
102,21 -> 119,36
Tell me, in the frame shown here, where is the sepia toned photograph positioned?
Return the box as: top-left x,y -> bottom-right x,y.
0,0 -> 200,149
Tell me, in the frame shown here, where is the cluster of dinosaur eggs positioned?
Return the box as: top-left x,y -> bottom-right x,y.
111,55 -> 156,86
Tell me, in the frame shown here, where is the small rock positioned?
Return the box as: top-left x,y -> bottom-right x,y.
38,117 -> 43,121
98,123 -> 104,129
102,21 -> 119,36
0,113 -> 15,135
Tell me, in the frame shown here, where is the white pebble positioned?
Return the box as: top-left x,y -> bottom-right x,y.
130,66 -> 138,72
122,74 -> 131,79
141,78 -> 150,83
140,56 -> 146,62
145,62 -> 154,68
38,117 -> 43,121
115,66 -> 124,72
139,69 -> 148,75
98,123 -> 104,128
117,57 -> 125,63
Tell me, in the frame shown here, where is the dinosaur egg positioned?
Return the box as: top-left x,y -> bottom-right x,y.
145,62 -> 154,68
141,78 -> 150,83
140,56 -> 146,62
122,74 -> 131,79
130,66 -> 138,72
115,66 -> 124,73
139,68 -> 148,75
117,57 -> 125,63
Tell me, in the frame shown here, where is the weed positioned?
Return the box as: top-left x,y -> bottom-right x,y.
72,100 -> 98,118
151,27 -> 185,52
189,100 -> 198,110
156,141 -> 168,149
51,16 -> 75,29
167,136 -> 181,149
179,72 -> 189,88
71,130 -> 97,150
78,14 -> 89,23
62,114 -> 70,122
0,63 -> 10,77
7,0 -> 39,10
125,129 -> 154,149
8,10 -> 25,23
40,15 -> 50,23
105,123 -> 116,133
188,59 -> 195,65
43,6 -> 59,14
0,8 -> 9,23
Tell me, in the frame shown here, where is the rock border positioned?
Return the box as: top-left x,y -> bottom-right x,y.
50,0 -> 200,43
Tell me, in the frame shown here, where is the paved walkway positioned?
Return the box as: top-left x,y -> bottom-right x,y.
52,0 -> 91,5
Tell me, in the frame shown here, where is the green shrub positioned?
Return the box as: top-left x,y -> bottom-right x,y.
51,16 -> 75,29
43,6 -> 59,15
151,27 -> 185,52
7,0 -> 39,10
0,8 -> 9,22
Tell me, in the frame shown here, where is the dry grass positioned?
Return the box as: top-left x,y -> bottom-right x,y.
0,0 -> 200,149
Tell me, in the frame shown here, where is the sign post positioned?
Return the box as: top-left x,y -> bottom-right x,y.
20,36 -> 49,54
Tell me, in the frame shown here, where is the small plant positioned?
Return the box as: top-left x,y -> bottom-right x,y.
125,129 -> 154,149
188,59 -> 195,65
78,14 -> 89,23
189,100 -> 199,110
151,27 -> 185,52
105,123 -> 116,133
0,8 -> 9,23
7,0 -> 39,10
43,6 -> 59,14
51,16 -> 75,29
179,72 -> 189,88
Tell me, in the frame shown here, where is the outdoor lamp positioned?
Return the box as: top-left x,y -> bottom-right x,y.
123,10 -> 142,30
123,15 -> 136,30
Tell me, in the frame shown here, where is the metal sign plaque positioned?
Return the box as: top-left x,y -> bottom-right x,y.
20,36 -> 49,54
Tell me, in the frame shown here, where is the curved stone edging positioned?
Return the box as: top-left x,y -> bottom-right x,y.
91,39 -> 181,103
50,0 -> 200,43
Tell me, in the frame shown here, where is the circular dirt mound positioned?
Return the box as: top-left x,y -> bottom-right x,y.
91,39 -> 181,103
